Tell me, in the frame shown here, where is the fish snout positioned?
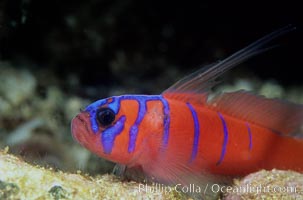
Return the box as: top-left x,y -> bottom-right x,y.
71,112 -> 91,145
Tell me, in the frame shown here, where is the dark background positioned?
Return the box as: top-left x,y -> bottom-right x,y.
0,0 -> 302,94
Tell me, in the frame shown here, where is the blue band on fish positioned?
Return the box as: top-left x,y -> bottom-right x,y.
101,115 -> 126,154
128,96 -> 148,153
217,112 -> 228,166
161,97 -> 170,148
123,95 -> 170,153
246,122 -> 253,151
186,102 -> 200,163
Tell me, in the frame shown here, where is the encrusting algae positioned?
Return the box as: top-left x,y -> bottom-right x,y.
0,148 -> 185,200
225,170 -> 303,199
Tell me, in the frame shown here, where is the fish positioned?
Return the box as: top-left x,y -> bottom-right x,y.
71,25 -> 303,199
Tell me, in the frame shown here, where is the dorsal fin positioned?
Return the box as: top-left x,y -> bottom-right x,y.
162,93 -> 208,105
207,91 -> 303,135
162,25 -> 296,97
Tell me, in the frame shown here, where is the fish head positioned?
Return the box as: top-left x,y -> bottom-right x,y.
71,96 -> 135,165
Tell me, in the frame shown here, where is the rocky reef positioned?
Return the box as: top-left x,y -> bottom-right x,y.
0,149 -> 185,199
1,148 -> 302,199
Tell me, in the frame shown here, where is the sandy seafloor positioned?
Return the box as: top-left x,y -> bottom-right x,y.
0,1 -> 302,199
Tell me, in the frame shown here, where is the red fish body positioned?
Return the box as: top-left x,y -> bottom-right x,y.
72,94 -> 303,178
156,95 -> 303,175
71,26 -> 303,198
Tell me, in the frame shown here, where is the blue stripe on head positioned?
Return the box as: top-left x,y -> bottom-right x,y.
85,98 -> 108,133
107,97 -> 121,114
128,96 -> 147,153
84,95 -> 171,154
125,95 -> 170,153
102,115 -> 126,154
217,112 -> 228,166
186,102 -> 200,163
245,122 -> 253,151
160,97 -> 170,148
85,96 -> 124,154
85,97 -> 122,133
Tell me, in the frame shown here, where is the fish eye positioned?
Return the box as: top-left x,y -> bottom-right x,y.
96,108 -> 116,127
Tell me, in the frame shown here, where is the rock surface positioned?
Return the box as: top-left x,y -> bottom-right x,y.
224,170 -> 303,199
0,148 -> 185,200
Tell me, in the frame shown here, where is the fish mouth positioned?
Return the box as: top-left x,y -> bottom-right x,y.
71,112 -> 91,144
